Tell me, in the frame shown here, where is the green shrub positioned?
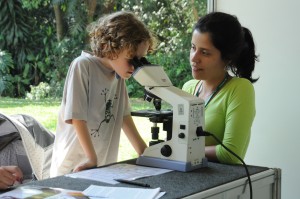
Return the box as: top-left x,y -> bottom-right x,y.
0,50 -> 14,96
26,82 -> 51,100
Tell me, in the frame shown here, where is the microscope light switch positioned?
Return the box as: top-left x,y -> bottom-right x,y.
180,125 -> 186,130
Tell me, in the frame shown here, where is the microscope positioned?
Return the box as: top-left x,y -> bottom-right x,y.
131,57 -> 207,172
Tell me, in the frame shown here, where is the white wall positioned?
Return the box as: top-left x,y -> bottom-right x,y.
215,0 -> 300,198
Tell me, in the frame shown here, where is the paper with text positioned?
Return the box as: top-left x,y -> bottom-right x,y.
65,163 -> 172,184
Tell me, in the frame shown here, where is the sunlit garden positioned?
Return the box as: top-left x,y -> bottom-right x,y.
0,0 -> 206,161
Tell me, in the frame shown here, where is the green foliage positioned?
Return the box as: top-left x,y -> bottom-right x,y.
0,50 -> 14,95
122,0 -> 206,53
122,0 -> 206,96
22,0 -> 48,9
126,79 -> 144,98
0,0 -> 54,97
148,50 -> 192,88
64,0 -> 89,35
48,34 -> 87,97
0,0 -> 207,98
26,82 -> 51,100
0,0 -> 32,92
0,0 -> 31,48
0,50 -> 14,72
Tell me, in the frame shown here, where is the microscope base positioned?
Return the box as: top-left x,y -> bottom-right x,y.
136,156 -> 208,172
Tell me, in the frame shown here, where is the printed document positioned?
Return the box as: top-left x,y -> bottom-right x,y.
66,163 -> 172,184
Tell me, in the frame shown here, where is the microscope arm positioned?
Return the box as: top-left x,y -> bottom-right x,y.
132,61 -> 207,171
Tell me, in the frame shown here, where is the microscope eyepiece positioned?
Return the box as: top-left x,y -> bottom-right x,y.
130,57 -> 152,70
140,57 -> 151,64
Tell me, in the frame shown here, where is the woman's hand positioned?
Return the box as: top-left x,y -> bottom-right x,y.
0,166 -> 23,190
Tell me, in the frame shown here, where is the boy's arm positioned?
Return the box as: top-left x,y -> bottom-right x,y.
122,115 -> 147,155
72,119 -> 97,172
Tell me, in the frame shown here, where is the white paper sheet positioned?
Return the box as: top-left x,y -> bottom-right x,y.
83,185 -> 165,199
65,163 -> 172,184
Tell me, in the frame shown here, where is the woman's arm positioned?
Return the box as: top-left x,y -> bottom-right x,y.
205,145 -> 219,162
72,119 -> 97,172
122,115 -> 147,155
216,80 -> 255,164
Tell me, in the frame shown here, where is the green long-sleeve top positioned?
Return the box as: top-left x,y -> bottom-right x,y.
182,77 -> 256,164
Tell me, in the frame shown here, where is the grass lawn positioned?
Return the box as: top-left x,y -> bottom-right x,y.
0,98 -> 61,131
0,97 -> 170,162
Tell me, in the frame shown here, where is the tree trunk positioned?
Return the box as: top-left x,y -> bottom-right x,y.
191,0 -> 199,21
103,0 -> 116,14
53,4 -> 64,41
85,0 -> 97,24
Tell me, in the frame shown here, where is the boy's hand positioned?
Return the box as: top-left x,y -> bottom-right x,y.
73,159 -> 97,173
0,166 -> 23,190
72,119 -> 97,173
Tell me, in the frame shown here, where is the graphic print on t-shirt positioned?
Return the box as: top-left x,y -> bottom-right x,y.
91,88 -> 118,137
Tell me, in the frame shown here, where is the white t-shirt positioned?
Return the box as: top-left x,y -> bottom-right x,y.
50,51 -> 131,177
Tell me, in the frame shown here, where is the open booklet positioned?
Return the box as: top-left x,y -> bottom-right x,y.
0,185 -> 165,199
0,185 -> 86,198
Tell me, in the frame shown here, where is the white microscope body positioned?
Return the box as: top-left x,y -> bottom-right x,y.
132,59 -> 207,171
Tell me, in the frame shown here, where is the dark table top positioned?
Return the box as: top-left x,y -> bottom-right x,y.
15,159 -> 269,199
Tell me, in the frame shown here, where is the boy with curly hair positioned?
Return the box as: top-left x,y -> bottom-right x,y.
50,11 -> 156,177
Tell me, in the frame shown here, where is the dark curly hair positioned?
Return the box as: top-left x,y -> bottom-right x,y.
87,11 -> 157,60
194,12 -> 259,83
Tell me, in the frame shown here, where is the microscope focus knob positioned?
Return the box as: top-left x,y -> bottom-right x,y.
161,145 -> 172,157
178,133 -> 185,139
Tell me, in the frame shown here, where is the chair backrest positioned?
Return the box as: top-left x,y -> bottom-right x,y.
0,114 -> 32,180
0,113 -> 55,180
